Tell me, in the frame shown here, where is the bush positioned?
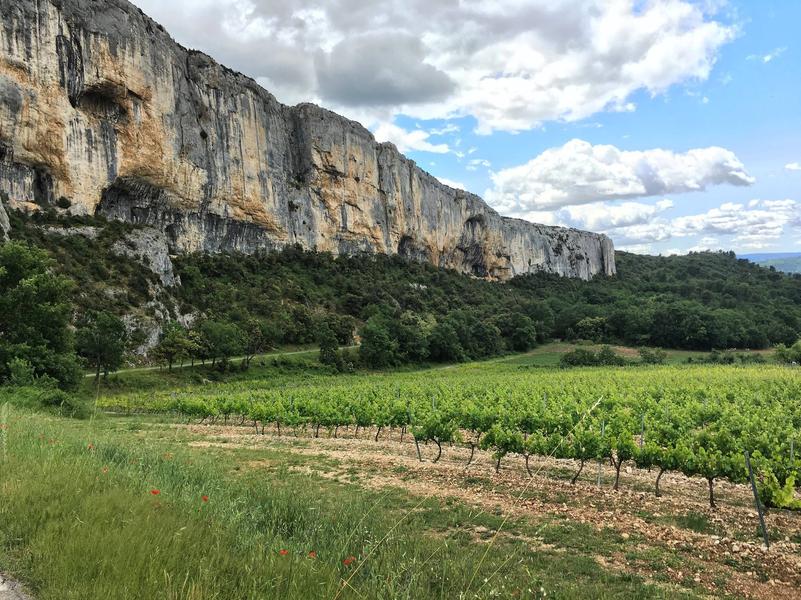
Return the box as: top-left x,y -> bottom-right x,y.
560,346 -> 627,368
0,385 -> 90,419
638,348 -> 668,365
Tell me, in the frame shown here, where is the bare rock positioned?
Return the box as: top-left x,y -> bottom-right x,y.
112,227 -> 178,286
0,0 -> 615,280
0,196 -> 9,241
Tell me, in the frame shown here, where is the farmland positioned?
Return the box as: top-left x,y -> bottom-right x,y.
3,349 -> 800,599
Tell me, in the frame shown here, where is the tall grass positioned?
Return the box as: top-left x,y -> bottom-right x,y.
0,406 -> 691,599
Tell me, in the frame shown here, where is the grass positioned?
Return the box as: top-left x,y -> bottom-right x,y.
0,406 -> 700,600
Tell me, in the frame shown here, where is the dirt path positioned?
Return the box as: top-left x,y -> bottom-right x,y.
182,423 -> 801,600
0,574 -> 31,600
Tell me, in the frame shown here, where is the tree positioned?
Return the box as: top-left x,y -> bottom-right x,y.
359,317 -> 398,368
775,340 -> 801,364
318,323 -> 343,370
427,321 -> 464,362
243,318 -> 280,367
199,320 -> 245,367
154,322 -> 193,371
574,316 -> 609,343
76,311 -> 128,380
0,241 -> 81,389
494,312 -> 538,352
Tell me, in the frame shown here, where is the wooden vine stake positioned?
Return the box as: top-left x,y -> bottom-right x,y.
744,451 -> 769,549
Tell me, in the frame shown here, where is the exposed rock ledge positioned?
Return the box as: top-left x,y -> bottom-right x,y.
0,0 -> 615,280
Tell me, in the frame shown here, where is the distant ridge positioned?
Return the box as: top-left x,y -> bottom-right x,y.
740,252 -> 801,274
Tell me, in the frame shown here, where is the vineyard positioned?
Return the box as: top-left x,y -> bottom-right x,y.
100,361 -> 801,511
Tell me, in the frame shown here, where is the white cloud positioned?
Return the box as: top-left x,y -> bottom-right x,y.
130,0 -> 735,134
372,122 -> 450,154
748,47 -> 787,63
436,177 -> 466,191
428,124 -> 460,136
786,162 -> 801,172
616,243 -> 653,255
520,196 -> 799,253
609,199 -> 800,250
466,158 -> 492,171
484,139 -> 754,213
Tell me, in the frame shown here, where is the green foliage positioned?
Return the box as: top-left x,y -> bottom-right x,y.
775,340 -> 801,364
0,241 -> 81,389
317,323 -> 344,371
153,322 -> 195,370
359,317 -> 399,368
76,311 -> 128,379
198,320 -> 245,366
560,346 -> 627,368
638,347 -> 668,365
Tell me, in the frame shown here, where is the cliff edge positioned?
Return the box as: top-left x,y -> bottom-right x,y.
0,0 -> 615,279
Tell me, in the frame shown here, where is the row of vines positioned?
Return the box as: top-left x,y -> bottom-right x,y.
100,364 -> 801,509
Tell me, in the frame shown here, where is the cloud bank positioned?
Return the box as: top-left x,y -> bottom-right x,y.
485,139 -> 754,213
131,0 -> 735,135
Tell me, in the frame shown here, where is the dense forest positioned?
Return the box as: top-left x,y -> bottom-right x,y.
3,210 -> 801,387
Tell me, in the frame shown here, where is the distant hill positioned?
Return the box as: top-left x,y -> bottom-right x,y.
741,252 -> 801,274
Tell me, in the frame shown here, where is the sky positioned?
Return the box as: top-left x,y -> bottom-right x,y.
130,0 -> 801,256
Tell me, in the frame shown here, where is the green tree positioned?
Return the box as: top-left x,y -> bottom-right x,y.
0,241 -> 81,389
154,322 -> 193,371
318,323 -> 343,370
494,312 -> 538,352
76,311 -> 128,380
359,317 -> 398,368
427,321 -> 464,362
243,318 -> 279,367
199,320 -> 245,367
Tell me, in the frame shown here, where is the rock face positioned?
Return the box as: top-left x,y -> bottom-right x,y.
112,227 -> 179,286
0,196 -> 9,241
0,0 -> 615,280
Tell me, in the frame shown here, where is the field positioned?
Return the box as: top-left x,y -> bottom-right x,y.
2,348 -> 801,599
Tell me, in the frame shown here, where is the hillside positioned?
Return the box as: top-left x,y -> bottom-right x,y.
5,212 -> 801,374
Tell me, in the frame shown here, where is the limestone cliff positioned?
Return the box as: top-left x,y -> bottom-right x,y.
0,0 -> 615,280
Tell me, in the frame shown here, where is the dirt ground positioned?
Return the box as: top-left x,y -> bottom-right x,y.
181,422 -> 801,600
0,573 -> 31,600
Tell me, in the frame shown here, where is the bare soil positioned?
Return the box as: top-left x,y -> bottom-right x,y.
182,422 -> 801,600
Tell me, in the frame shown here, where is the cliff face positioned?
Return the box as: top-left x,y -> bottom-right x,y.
0,0 -> 615,280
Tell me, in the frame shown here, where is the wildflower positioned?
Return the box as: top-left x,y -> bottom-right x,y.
279,549 -> 289,556
308,551 -> 317,559
101,466 -> 109,474
87,443 -> 95,450
202,495 -> 209,503
150,489 -> 161,496
343,556 -> 356,567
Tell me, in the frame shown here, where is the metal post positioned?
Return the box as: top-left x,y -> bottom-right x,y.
744,451 -> 770,549
639,414 -> 645,449
597,419 -> 605,487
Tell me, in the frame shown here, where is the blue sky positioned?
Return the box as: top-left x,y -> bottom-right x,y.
133,0 -> 800,255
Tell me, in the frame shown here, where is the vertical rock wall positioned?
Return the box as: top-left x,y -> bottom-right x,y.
0,0 -> 615,279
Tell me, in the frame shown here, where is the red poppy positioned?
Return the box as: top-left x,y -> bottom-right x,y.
279,549 -> 289,556
150,489 -> 160,496
343,556 -> 356,566
308,551 -> 317,559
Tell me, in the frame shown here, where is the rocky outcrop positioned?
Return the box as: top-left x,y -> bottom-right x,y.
0,0 -> 615,280
0,195 -> 9,241
112,227 -> 178,286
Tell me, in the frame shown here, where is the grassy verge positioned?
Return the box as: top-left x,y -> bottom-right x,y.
0,406 -> 698,599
